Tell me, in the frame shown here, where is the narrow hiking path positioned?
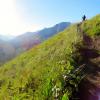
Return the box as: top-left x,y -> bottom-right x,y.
77,22 -> 100,100
51,22 -> 100,100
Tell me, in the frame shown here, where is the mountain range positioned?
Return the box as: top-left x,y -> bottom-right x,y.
0,35 -> 14,41
0,22 -> 71,65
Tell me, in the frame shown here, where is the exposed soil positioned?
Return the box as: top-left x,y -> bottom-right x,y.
78,30 -> 100,100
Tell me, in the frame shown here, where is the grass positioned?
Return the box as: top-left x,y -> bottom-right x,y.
81,14 -> 100,36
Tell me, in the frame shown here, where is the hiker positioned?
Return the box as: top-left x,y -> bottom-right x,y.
82,15 -> 86,21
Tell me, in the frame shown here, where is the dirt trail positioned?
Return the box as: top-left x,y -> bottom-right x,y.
77,23 -> 100,100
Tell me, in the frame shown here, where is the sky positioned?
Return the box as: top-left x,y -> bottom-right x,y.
0,0 -> 100,36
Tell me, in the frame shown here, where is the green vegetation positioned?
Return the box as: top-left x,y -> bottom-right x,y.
81,14 -> 100,36
0,15 -> 99,100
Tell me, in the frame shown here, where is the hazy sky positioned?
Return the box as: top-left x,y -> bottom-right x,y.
0,0 -> 100,36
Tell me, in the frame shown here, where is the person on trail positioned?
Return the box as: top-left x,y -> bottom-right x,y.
82,15 -> 86,21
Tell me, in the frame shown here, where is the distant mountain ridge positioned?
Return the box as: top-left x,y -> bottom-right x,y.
37,22 -> 70,40
10,22 -> 71,53
0,35 -> 14,41
0,22 -> 71,65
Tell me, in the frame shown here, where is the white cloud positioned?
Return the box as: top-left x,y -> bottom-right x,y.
0,0 -> 40,36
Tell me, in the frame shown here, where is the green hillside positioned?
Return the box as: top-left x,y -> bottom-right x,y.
0,15 -> 100,100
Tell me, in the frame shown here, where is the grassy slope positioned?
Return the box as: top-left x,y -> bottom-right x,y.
0,15 -> 99,100
81,14 -> 100,36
